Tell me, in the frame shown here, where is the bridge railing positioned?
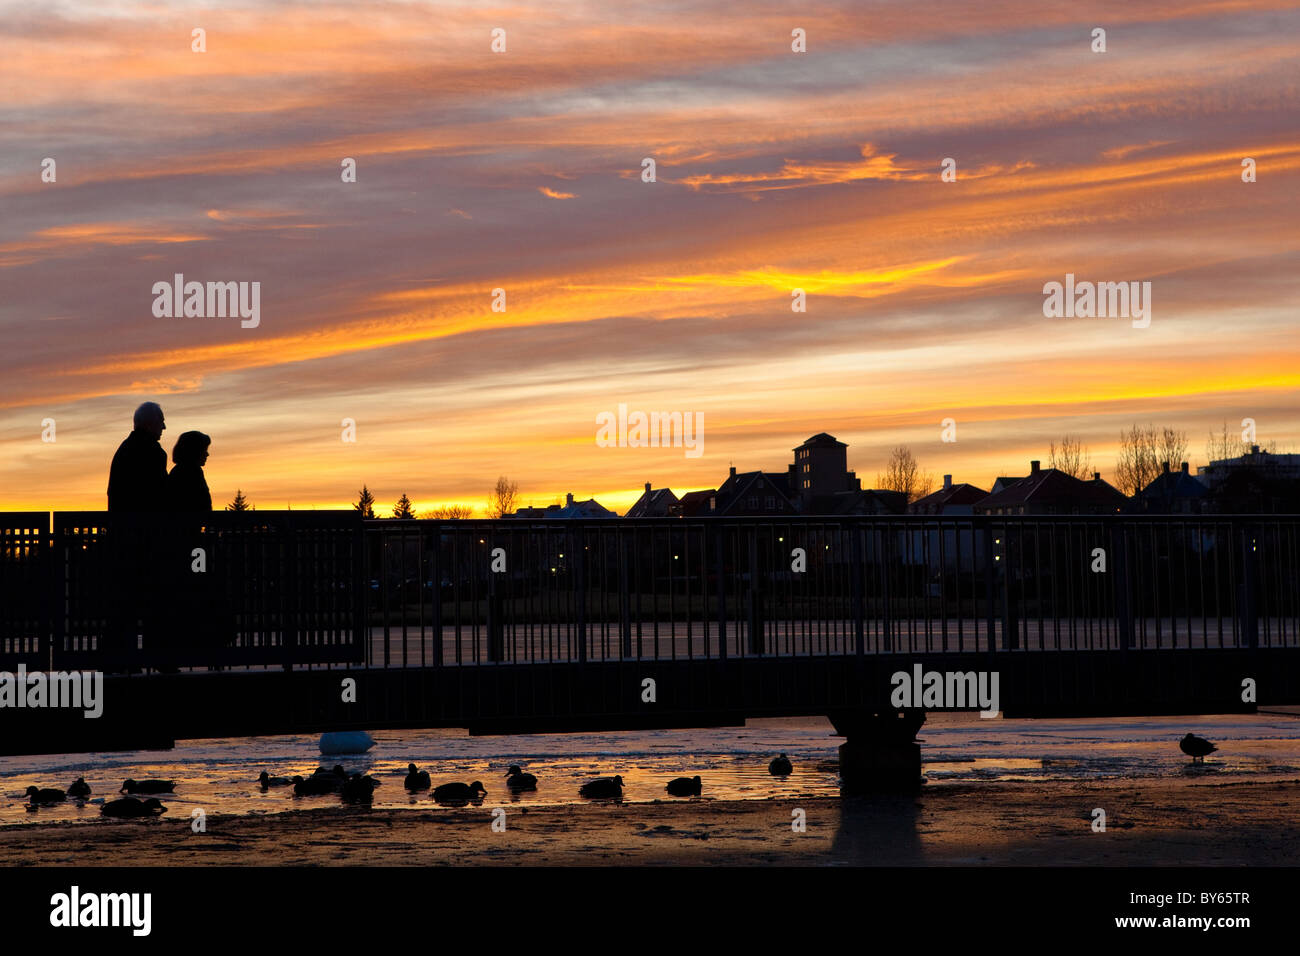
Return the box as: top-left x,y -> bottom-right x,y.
1,513 -> 1296,673
0,511 -> 365,673
364,515 -> 1300,667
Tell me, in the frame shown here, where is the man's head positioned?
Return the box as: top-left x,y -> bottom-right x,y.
133,402 -> 165,440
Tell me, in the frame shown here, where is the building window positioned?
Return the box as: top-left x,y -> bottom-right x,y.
748,496 -> 759,509
765,496 -> 775,509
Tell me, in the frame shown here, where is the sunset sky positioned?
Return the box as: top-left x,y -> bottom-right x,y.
2,0 -> 1297,515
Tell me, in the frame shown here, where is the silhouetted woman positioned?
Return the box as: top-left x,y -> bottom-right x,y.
162,431 -> 217,666
166,431 -> 212,513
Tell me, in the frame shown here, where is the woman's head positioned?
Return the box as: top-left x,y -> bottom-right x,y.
172,430 -> 211,467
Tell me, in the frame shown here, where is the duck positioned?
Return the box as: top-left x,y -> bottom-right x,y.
768,753 -> 793,776
121,778 -> 175,794
25,786 -> 67,805
101,797 -> 166,818
258,771 -> 292,789
292,772 -> 345,796
579,775 -> 624,799
665,776 -> 702,797
404,764 -> 432,791
67,777 -> 91,798
1180,733 -> 1218,764
341,773 -> 381,803
432,780 -> 487,802
504,766 -> 538,791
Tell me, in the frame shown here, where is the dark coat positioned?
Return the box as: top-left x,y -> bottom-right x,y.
166,464 -> 212,513
107,431 -> 167,512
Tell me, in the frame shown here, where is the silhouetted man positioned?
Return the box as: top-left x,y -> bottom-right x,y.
108,402 -> 167,511
105,402 -> 168,671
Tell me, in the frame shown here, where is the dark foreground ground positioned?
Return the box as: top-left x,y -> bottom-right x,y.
2,776 -> 1297,865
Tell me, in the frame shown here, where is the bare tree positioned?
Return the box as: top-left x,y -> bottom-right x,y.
424,504 -> 474,519
876,445 -> 934,503
487,476 -> 519,518
392,494 -> 416,519
1115,424 -> 1189,496
1048,435 -> 1093,479
1204,421 -> 1269,463
1157,425 -> 1189,474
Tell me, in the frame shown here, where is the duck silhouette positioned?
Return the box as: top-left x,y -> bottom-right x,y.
101,797 -> 166,818
341,773 -> 381,803
292,768 -> 347,796
768,753 -> 793,776
121,778 -> 175,794
432,781 -> 487,803
665,776 -> 702,797
25,786 -> 66,806
1180,733 -> 1218,764
505,766 -> 538,791
67,777 -> 91,798
579,775 -> 624,799
404,764 -> 432,790
259,771 -> 292,789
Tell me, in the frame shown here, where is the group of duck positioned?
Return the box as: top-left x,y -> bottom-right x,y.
378,752 -> 795,803
22,777 -> 174,818
17,739 -> 1222,818
18,752 -> 799,816
259,766 -> 382,803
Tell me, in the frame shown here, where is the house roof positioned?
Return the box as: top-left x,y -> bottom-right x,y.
714,470 -> 796,513
625,486 -> 679,517
546,498 -> 616,518
979,467 -> 1126,510
673,489 -> 716,516
1138,469 -> 1208,501
795,432 -> 846,450
909,482 -> 989,513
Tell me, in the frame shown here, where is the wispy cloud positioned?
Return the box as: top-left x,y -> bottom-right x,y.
1,0 -> 1297,511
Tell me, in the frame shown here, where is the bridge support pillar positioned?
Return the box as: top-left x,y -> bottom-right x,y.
828,710 -> 925,794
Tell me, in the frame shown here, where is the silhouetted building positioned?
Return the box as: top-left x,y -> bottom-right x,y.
650,432 -> 905,517
548,493 -> 616,518
671,489 -> 716,517
626,483 -> 678,518
1198,446 -> 1300,489
1198,447 -> 1300,513
711,467 -> 799,516
990,474 -> 1026,494
791,433 -> 860,501
1133,461 -> 1207,514
511,493 -> 616,519
909,475 -> 989,516
975,461 -> 1127,516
